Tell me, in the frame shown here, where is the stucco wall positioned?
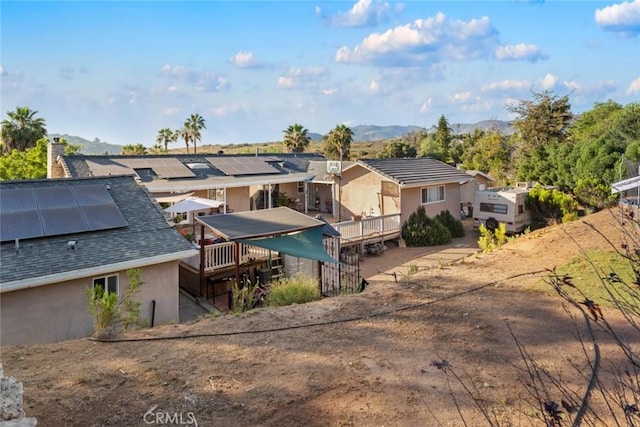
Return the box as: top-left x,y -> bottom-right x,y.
340,165 -> 400,219
400,183 -> 462,224
0,261 -> 180,346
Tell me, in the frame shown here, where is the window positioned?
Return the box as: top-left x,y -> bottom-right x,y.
93,274 -> 118,296
421,186 -> 445,204
208,188 -> 224,201
297,182 -> 305,193
479,203 -> 508,214
518,204 -> 524,214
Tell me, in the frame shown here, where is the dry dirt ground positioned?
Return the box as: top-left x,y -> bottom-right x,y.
2,210 -> 638,426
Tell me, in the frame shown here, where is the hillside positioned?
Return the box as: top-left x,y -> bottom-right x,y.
2,209 -> 636,426
53,119 -> 514,156
50,134 -> 123,155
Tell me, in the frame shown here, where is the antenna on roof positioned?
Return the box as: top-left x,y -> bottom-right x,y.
14,238 -> 20,254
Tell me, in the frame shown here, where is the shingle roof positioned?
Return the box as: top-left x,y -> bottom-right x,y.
355,158 -> 472,187
0,175 -> 197,288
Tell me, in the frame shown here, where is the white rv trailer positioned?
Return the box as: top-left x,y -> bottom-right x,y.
473,184 -> 532,234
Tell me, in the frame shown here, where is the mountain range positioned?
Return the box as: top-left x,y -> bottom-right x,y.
51,120 -> 514,154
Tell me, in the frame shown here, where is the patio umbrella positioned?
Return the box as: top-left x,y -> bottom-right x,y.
165,197 -> 225,214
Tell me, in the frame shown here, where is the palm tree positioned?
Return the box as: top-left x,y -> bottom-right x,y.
179,126 -> 192,154
184,113 -> 206,154
325,124 -> 353,161
1,106 -> 47,153
283,123 -> 310,153
120,144 -> 148,155
155,128 -> 174,152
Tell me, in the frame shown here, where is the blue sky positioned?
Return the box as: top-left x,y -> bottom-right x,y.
2,0 -> 639,147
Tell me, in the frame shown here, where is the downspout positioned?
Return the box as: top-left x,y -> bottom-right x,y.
199,222 -> 206,300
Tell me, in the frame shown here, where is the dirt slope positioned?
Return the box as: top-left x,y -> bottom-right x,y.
1,209 -> 636,426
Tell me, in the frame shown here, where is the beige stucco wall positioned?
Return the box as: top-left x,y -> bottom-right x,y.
0,261 -> 180,347
340,165 -> 400,220
400,183 -> 462,224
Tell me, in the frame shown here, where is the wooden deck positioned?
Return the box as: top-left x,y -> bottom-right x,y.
332,213 -> 401,246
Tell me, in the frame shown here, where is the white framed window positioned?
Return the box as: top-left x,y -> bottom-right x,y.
480,203 -> 508,214
93,274 -> 119,296
297,182 -> 305,193
421,185 -> 445,204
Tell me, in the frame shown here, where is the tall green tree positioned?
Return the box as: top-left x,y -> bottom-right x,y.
460,130 -> 513,185
283,123 -> 310,153
508,91 -> 573,184
435,114 -> 453,162
155,128 -> 174,152
184,113 -> 206,154
324,124 -> 353,161
1,106 -> 47,153
0,138 -> 48,180
377,140 -> 417,158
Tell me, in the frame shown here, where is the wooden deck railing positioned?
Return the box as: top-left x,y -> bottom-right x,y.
332,213 -> 401,242
183,242 -> 273,273
181,213 -> 402,272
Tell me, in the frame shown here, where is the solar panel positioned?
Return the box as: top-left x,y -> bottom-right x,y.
124,158 -> 195,178
34,186 -> 76,209
206,157 -> 280,175
0,184 -> 128,242
0,188 -> 38,212
86,159 -> 134,176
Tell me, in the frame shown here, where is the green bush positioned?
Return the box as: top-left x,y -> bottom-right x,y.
267,274 -> 320,307
574,177 -> 618,210
231,279 -> 262,314
401,206 -> 452,246
86,268 -> 144,338
477,223 -> 508,253
527,185 -> 578,224
434,210 -> 465,238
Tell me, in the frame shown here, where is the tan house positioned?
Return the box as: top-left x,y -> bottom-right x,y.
459,170 -> 496,217
0,175 -> 197,346
338,158 -> 473,224
48,141 -> 326,220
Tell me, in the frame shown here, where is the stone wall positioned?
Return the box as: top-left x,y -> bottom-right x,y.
0,364 -> 37,426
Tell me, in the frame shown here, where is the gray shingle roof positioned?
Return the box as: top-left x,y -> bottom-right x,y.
356,158 -> 472,187
0,175 -> 196,287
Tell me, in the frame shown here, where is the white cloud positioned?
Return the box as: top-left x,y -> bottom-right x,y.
231,51 -> 260,68
277,67 -> 328,91
420,97 -> 433,113
495,43 -> 546,62
326,0 -> 391,27
162,107 -> 180,116
369,79 -> 379,92
277,76 -> 295,89
595,0 -> 640,35
562,80 -> 580,91
160,65 -> 229,93
482,80 -> 531,92
335,13 -> 499,66
213,103 -> 247,117
322,88 -> 338,95
167,86 -> 179,93
452,91 -> 471,102
627,76 -> 640,94
541,73 -> 558,90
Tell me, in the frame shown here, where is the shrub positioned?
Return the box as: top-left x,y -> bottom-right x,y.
401,206 -> 452,246
477,223 -> 508,253
267,274 -> 320,307
434,210 -> 466,238
86,268 -> 144,338
574,177 -> 618,209
527,185 -> 578,224
426,219 -> 452,245
230,279 -> 263,314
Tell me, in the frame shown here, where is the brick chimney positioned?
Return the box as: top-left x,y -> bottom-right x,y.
47,138 -> 66,178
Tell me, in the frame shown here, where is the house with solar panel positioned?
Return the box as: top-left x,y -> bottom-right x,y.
0,175 -> 198,346
48,141 -> 327,222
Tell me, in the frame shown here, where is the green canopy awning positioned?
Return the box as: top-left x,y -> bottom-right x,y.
237,227 -> 338,264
